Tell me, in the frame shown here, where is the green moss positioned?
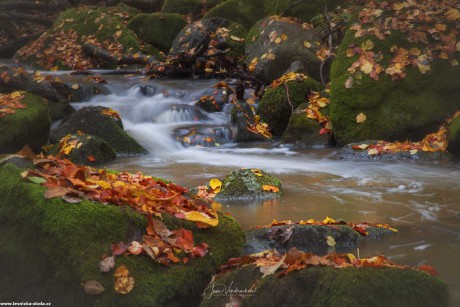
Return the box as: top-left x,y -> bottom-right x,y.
127,13 -> 187,52
203,0 -> 266,30
0,93 -> 50,154
202,265 -> 448,307
447,116 -> 460,156
258,78 -> 322,136
161,0 -> 201,15
0,163 -> 245,306
225,22 -> 247,57
264,0 -> 344,22
245,19 -> 263,48
330,26 -> 460,145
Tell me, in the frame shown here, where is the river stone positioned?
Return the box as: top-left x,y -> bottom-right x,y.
447,116 -> 460,157
257,77 -> 321,136
48,134 -> 117,166
281,103 -> 331,146
195,83 -> 231,112
329,2 -> 460,146
244,224 -> 396,255
200,264 -> 448,307
0,163 -> 245,306
0,93 -> 50,154
230,102 -> 267,142
127,13 -> 187,52
338,141 -> 453,162
174,125 -> 233,147
169,17 -> 246,58
214,169 -> 282,201
245,16 -> 323,84
50,106 -> 147,156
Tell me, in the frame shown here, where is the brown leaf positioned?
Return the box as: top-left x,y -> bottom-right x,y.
44,187 -> 69,199
83,280 -> 105,295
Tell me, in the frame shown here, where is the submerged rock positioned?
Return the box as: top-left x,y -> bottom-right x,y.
0,93 -> 50,154
50,106 -> 147,156
214,168 -> 282,201
0,163 -> 245,306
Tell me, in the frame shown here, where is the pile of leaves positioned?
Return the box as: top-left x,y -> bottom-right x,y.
21,156 -> 219,227
0,91 -> 26,118
256,216 -> 398,236
345,0 -> 460,86
217,248 -> 439,279
303,91 -> 333,135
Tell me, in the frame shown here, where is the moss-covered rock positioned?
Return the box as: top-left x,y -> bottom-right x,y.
245,16 -> 323,84
122,0 -> 165,13
0,93 -> 50,154
47,101 -> 76,121
447,115 -> 460,157
15,4 -> 162,70
257,78 -> 321,136
169,17 -> 246,58
281,103 -> 331,146
244,224 -> 396,255
161,0 -> 226,18
200,264 -> 448,307
128,13 -> 187,52
215,168 -> 282,201
48,134 -> 117,166
50,106 -> 147,156
203,0 -> 265,30
329,5 -> 460,146
264,0 -> 344,22
0,163 -> 245,306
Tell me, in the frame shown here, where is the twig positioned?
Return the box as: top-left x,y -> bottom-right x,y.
284,83 -> 294,112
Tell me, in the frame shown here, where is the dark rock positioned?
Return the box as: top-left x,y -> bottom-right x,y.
245,16 -> 323,84
195,83 -> 231,112
48,134 -> 117,165
136,84 -> 157,97
215,168 -> 282,201
281,103 -> 331,146
50,106 -> 147,155
47,101 -> 76,121
230,102 -> 267,142
174,125 -> 233,147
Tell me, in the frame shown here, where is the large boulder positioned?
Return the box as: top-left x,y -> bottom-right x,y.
0,163 -> 245,306
329,1 -> 460,146
200,264 -> 448,307
127,13 -> 187,53
245,16 -> 323,84
214,168 -> 282,201
50,106 -> 147,156
15,4 -> 162,70
0,92 -> 50,154
122,0 -> 164,12
203,0 -> 265,30
264,0 -> 344,22
161,0 -> 226,18
281,103 -> 331,146
447,114 -> 460,157
257,76 -> 321,136
169,17 -> 246,58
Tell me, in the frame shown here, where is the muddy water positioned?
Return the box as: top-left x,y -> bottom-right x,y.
64,76 -> 460,305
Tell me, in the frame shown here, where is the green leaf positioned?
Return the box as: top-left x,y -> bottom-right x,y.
28,176 -> 46,184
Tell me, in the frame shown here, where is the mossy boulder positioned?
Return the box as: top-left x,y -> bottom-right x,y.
0,163 -> 245,306
264,0 -> 344,22
48,134 -> 117,166
203,0 -> 265,30
281,103 -> 331,146
15,4 -> 162,70
231,102 -> 268,143
122,0 -> 165,13
169,17 -> 246,58
329,6 -> 460,146
214,169 -> 282,201
245,16 -> 323,84
200,265 -> 448,307
127,13 -> 187,52
48,101 -> 76,121
337,140 -> 453,162
244,224 -> 396,255
257,77 -> 321,136
50,106 -> 147,156
0,93 -> 50,154
447,115 -> 460,157
161,0 -> 226,18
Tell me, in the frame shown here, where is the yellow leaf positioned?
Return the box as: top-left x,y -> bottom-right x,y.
360,61 -> 373,74
204,68 -> 213,73
368,148 -> 379,155
347,253 -> 357,261
446,8 -> 460,21
114,277 -> 134,295
230,35 -> 244,42
10,91 -> 22,99
417,63 -> 431,74
357,144 -> 369,150
361,39 -> 374,51
323,216 -> 336,225
410,149 -> 418,155
356,112 -> 367,123
262,185 -> 279,193
409,47 -> 421,56
96,180 -> 111,189
304,41 -> 312,48
71,84 -> 79,90
114,30 -> 122,37
209,178 -> 222,193
183,211 -> 219,226
392,2 -> 404,11
281,34 -> 287,40
326,236 -> 336,247
266,52 -> 276,60
456,42 -> 460,52
274,37 -> 282,44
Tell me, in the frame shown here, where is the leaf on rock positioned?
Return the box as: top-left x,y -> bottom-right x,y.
259,254 -> 286,278
356,113 -> 367,123
262,185 -> 279,193
83,280 -> 105,295
114,276 -> 134,295
209,178 -> 222,193
100,256 -> 115,273
28,176 -> 47,184
326,236 -> 336,247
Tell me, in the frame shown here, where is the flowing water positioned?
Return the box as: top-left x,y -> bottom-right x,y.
66,76 -> 460,305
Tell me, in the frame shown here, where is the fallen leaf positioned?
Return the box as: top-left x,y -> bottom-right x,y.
127,241 -> 143,255
71,84 -> 79,90
260,254 -> 286,278
100,256 -> 115,272
356,113 -> 367,123
326,236 -> 336,247
262,185 -> 279,193
83,280 -> 105,295
44,187 -> 69,199
114,276 -> 134,294
209,178 -> 222,193
113,264 -> 129,277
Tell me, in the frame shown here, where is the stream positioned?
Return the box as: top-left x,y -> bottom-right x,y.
63,75 -> 460,305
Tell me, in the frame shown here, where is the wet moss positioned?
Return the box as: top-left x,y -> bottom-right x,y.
127,13 -> 187,52
257,78 -> 322,136
0,163 -> 245,306
201,265 -> 448,307
203,0 -> 265,30
0,93 -> 50,154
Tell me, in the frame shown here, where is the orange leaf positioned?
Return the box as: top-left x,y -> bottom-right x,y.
262,185 -> 279,193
